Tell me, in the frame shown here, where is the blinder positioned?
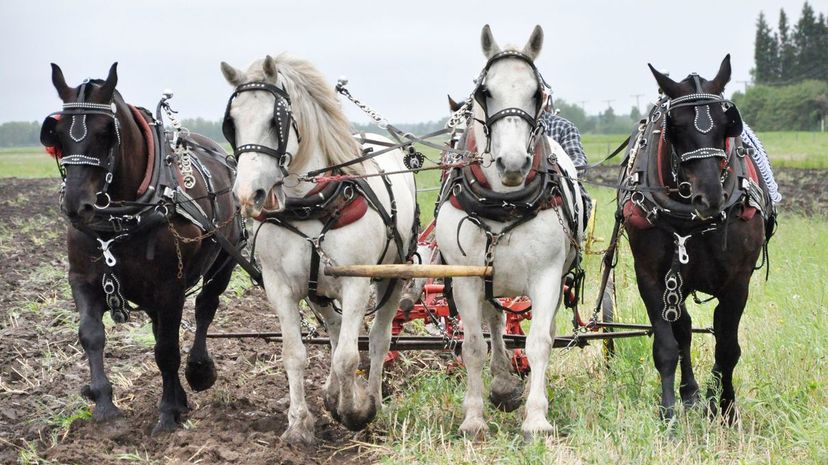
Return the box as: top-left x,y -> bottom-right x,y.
40,114 -> 60,148
470,50 -> 550,154
222,81 -> 300,168
724,104 -> 743,138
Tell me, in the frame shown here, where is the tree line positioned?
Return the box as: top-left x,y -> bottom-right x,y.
737,1 -> 828,131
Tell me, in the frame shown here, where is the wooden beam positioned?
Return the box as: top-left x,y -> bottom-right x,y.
324,264 -> 493,279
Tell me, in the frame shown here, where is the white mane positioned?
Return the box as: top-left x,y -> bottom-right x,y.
245,54 -> 364,175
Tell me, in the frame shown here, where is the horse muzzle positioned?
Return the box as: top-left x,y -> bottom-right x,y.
238,185 -> 285,218
495,154 -> 531,187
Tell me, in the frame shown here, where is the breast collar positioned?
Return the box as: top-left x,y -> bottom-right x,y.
621,102 -> 763,224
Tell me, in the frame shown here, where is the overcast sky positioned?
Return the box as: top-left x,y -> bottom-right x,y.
1,0 -> 825,125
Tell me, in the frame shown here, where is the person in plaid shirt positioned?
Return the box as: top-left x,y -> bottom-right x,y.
540,111 -> 592,226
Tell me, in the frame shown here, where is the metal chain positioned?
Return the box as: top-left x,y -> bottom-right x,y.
166,214 -> 238,280
552,201 -> 581,252
335,78 -> 389,128
167,221 -> 185,280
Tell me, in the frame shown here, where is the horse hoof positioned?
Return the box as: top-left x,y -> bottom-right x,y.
459,417 -> 489,440
151,417 -> 179,437
680,384 -> 700,408
720,402 -> 740,426
323,393 -> 341,423
338,403 -> 377,432
280,425 -> 316,446
92,403 -> 123,423
489,383 -> 523,412
521,419 -> 554,441
659,405 -> 676,422
185,358 -> 217,392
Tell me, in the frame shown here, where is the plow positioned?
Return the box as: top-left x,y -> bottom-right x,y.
207,216 -> 714,375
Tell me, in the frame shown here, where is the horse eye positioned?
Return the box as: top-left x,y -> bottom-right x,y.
481,86 -> 491,98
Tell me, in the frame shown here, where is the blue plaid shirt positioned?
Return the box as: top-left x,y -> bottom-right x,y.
541,112 -> 588,169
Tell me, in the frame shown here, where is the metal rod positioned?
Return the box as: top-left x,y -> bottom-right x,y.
324,264 -> 494,279
595,322 -> 713,334
206,329 -> 662,352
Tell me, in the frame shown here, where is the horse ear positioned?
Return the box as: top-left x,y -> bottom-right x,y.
447,94 -> 462,112
263,55 -> 278,79
648,63 -> 683,98
221,61 -> 244,86
50,63 -> 73,102
522,25 -> 543,60
98,62 -> 118,100
707,54 -> 732,95
481,24 -> 500,59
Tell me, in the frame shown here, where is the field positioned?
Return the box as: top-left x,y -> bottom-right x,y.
0,133 -> 826,464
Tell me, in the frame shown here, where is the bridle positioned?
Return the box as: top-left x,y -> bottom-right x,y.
222,80 -> 301,176
41,81 -> 122,209
468,50 -> 552,155
659,74 -> 743,198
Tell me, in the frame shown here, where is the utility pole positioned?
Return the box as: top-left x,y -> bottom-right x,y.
630,94 -> 644,111
577,100 -> 588,112
603,99 -> 615,110
734,80 -> 750,93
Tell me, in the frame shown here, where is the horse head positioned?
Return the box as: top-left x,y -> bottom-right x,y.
473,25 -> 547,189
648,55 -> 743,219
221,56 -> 298,218
47,63 -> 122,223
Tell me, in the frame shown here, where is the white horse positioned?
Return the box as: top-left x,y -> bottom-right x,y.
220,54 -> 416,444
435,25 -> 584,438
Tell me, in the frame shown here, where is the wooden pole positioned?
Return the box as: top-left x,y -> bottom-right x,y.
324,264 -> 493,279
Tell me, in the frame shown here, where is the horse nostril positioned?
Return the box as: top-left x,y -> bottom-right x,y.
252,189 -> 267,208
495,157 -> 505,171
522,156 -> 532,172
81,203 -> 95,214
691,194 -> 710,210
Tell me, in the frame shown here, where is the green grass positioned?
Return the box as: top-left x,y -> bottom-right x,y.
581,132 -> 828,169
375,187 -> 827,464
0,130 -> 824,180
0,146 -> 60,178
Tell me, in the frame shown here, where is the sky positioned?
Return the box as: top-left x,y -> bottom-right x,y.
1,0 -> 825,125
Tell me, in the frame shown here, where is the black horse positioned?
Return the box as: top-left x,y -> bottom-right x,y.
43,63 -> 245,434
617,55 -> 773,423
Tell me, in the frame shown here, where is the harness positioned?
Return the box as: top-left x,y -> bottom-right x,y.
41,84 -> 251,321
223,80 -> 412,313
436,52 -> 581,314
465,50 -> 553,156
617,80 -> 772,322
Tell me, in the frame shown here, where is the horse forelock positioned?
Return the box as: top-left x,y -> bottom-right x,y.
244,54 -> 364,176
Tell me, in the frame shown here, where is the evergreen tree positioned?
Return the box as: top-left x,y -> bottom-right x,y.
815,13 -> 828,81
794,2 -> 820,80
778,9 -> 795,82
753,12 -> 778,83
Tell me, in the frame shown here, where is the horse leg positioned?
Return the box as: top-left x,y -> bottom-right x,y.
452,277 -> 488,438
314,302 -> 343,422
484,303 -> 523,412
332,278 -> 375,431
366,281 -> 401,408
186,255 -> 235,392
706,284 -> 748,425
672,304 -> 700,408
151,296 -> 188,435
522,268 -> 563,439
265,280 -> 315,445
637,274 -> 681,421
72,278 -> 122,421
